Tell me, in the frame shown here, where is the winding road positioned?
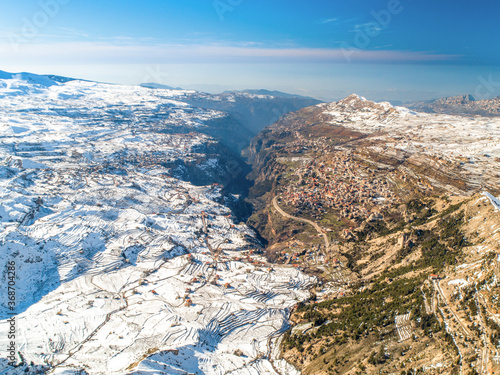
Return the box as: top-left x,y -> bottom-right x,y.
272,196 -> 329,250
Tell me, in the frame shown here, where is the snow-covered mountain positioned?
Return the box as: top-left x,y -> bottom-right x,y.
0,71 -> 61,88
248,93 -> 500,196
320,94 -> 500,172
0,72 -> 314,374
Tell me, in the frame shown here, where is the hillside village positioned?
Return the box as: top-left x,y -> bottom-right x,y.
278,150 -> 396,223
247,95 -> 500,375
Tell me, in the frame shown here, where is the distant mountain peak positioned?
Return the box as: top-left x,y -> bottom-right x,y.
346,93 -> 364,100
0,69 -> 93,88
140,82 -> 184,90
0,70 -> 59,87
224,89 -> 319,100
316,94 -> 407,125
405,93 -> 500,117
337,93 -> 367,105
436,94 -> 477,104
334,94 -> 396,112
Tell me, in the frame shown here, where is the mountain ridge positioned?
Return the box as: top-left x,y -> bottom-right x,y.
405,93 -> 500,117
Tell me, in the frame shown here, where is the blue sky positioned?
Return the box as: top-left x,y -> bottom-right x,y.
1,0 -> 499,101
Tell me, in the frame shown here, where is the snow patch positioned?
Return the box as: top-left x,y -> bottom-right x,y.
482,191 -> 500,211
448,279 -> 469,287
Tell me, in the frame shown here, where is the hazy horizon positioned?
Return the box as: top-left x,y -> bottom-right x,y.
1,0 -> 499,102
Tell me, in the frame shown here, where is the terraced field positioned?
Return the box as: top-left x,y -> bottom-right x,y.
0,76 -> 315,375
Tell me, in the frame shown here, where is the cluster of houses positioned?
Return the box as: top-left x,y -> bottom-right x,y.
280,151 -> 396,222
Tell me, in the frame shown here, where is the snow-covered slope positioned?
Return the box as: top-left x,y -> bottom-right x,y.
322,94 -> 500,160
320,94 -> 500,194
0,74 -> 313,374
0,70 -> 59,87
482,192 -> 500,211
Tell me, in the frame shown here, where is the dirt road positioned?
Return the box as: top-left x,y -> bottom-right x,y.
272,196 -> 329,250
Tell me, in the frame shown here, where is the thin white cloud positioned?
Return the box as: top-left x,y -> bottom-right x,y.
0,41 -> 458,65
321,18 -> 338,24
